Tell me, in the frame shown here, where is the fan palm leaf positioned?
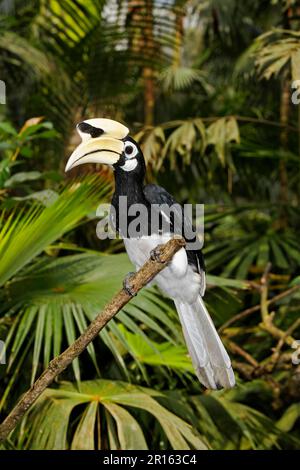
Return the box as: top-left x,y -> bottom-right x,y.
0,176 -> 109,286
20,379 -> 208,450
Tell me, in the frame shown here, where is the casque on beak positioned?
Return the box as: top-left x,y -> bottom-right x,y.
65,118 -> 129,172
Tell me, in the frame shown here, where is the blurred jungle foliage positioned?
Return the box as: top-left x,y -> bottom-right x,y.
0,0 -> 300,450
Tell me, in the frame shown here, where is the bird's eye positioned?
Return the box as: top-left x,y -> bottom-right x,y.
124,142 -> 138,159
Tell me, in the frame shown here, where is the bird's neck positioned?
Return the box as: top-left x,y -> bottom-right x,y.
111,170 -> 150,236
112,170 -> 147,207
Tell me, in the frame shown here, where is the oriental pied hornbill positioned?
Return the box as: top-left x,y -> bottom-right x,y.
65,118 -> 235,389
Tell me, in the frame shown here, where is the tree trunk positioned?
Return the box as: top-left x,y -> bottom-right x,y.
126,0 -> 155,126
143,66 -> 155,126
142,0 -> 155,126
279,70 -> 290,209
278,2 -> 293,226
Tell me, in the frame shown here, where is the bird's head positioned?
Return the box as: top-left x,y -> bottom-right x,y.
65,118 -> 145,179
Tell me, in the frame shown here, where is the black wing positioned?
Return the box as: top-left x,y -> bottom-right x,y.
143,184 -> 205,277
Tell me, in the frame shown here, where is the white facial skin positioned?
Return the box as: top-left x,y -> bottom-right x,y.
120,141 -> 138,172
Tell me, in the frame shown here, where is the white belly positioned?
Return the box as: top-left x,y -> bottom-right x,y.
123,235 -> 202,303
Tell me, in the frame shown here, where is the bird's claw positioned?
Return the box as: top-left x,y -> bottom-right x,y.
123,272 -> 137,296
150,245 -> 165,263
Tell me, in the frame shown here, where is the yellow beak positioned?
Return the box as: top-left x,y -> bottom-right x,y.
65,136 -> 124,172
65,118 -> 129,172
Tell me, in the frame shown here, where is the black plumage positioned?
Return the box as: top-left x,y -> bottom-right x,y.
112,137 -> 205,278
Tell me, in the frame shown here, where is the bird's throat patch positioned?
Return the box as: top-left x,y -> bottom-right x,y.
120,158 -> 138,172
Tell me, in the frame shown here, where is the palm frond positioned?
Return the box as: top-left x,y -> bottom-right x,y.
193,389 -> 300,450
20,379 -> 208,450
2,252 -> 180,389
254,29 -> 300,81
0,176 -> 109,286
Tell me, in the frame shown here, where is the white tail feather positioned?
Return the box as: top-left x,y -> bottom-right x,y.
175,297 -> 235,389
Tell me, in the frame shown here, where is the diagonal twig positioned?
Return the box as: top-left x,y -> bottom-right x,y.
0,237 -> 185,443
219,284 -> 300,333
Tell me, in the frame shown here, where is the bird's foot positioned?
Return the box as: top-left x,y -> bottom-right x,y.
150,245 -> 165,263
123,272 -> 137,296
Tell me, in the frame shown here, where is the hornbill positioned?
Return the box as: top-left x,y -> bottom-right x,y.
65,118 -> 235,389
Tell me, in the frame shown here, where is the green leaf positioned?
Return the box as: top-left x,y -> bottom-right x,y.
254,29 -> 300,81
0,122 -> 17,135
103,402 -> 148,450
3,252 -> 182,388
31,304 -> 47,384
135,127 -> 165,171
19,147 -> 33,158
270,239 -> 289,269
11,189 -> 59,206
62,304 -> 81,382
118,325 -> 193,372
4,171 -> 42,188
22,380 -> 207,450
277,404 -> 300,433
159,66 -> 208,92
71,401 -> 98,450
0,176 -> 109,286
291,49 -> 300,82
206,117 -> 239,166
